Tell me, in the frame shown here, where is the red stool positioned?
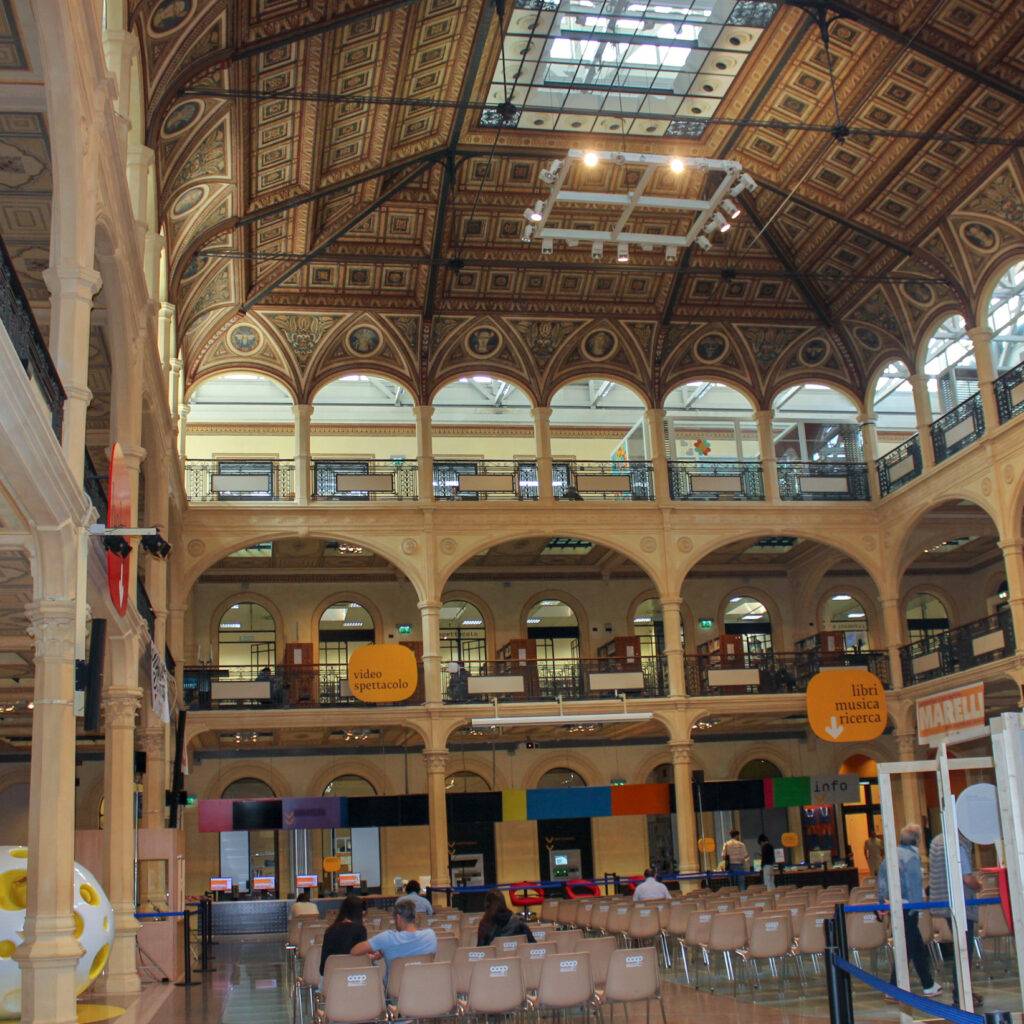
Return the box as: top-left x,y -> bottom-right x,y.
509,882 -> 545,920
565,880 -> 601,899
625,875 -> 644,895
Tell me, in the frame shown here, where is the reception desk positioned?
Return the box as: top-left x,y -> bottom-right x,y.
702,866 -> 859,891
209,894 -> 401,935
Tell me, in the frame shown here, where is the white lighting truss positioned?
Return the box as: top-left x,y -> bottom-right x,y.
521,148 -> 756,257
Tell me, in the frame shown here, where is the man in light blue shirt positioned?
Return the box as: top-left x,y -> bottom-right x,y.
351,899 -> 436,982
878,823 -> 941,998
402,879 -> 434,915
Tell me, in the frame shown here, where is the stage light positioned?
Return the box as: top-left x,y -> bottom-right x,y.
141,531 -> 172,560
591,241 -> 604,259
665,245 -> 679,262
669,157 -> 685,173
582,150 -> 599,167
540,237 -> 554,255
722,199 -> 742,219
523,200 -> 544,223
694,235 -> 712,251
103,535 -> 132,559
539,160 -> 563,184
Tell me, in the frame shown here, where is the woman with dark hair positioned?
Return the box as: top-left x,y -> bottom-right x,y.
319,895 -> 367,973
476,888 -> 534,946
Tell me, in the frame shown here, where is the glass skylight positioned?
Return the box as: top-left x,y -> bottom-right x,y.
482,0 -> 776,137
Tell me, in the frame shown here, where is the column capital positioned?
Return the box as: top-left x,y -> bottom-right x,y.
529,405 -> 552,424
753,408 -> 773,424
659,595 -> 682,611
895,732 -> 918,758
25,601 -> 77,660
169,356 -> 182,372
65,383 -> 93,405
43,265 -> 103,299
667,740 -> 693,766
856,411 -> 878,426
423,749 -> 448,774
966,326 -> 993,346
413,404 -> 434,423
998,538 -> 1024,554
292,402 -> 314,416
418,599 -> 442,612
102,689 -> 142,729
116,444 -> 147,471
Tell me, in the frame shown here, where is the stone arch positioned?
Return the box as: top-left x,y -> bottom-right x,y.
727,742 -> 797,779
863,356 -> 912,419
208,591 -> 285,664
183,367 -> 299,406
661,373 -> 760,414
901,585 -> 958,629
308,759 -> 389,799
438,589 -> 496,659
428,370 -> 539,408
974,249 -> 1024,328
208,762 -> 292,799
765,378 -> 865,415
523,752 -> 600,790
545,373 -> 651,410
307,369 -> 417,406
713,585 -> 784,648
813,584 -> 881,648
309,591 -> 384,647
444,752 -> 501,790
912,308 -> 969,376
893,494 -> 1002,581
518,588 -> 590,657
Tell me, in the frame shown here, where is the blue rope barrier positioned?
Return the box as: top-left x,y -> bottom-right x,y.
135,911 -> 186,918
842,898 -> 1000,913
832,954 -> 983,1024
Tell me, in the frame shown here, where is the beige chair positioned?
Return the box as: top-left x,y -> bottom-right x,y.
518,939 -> 557,992
434,934 -> 458,963
295,941 -> 322,1021
589,902 -> 612,935
575,901 -> 595,931
384,952 -> 435,1003
530,926 -> 551,944
452,945 -> 496,997
845,907 -> 890,972
606,903 -> 633,944
555,928 -> 583,953
539,899 -> 561,924
394,961 -> 457,1022
321,954 -> 372,1000
738,912 -> 795,991
576,935 -> 617,995
320,963 -> 387,1024
601,946 -> 667,1024
703,911 -> 748,989
535,951 -> 596,1020
795,910 -> 830,980
977,902 -> 1013,967
557,899 -> 579,928
682,909 -> 715,983
494,934 -> 528,958
465,956 -> 528,1020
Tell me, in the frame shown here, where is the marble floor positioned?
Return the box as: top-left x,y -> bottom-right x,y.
85,937 -> 1021,1024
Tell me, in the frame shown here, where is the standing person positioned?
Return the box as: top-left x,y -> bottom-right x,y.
865,834 -> 883,878
722,830 -> 750,890
319,895 -> 367,973
632,867 -> 671,901
929,830 -> 982,1007
877,824 -> 942,999
476,888 -> 535,945
758,834 -> 776,891
402,879 -> 433,915
447,661 -> 469,702
351,898 -> 436,982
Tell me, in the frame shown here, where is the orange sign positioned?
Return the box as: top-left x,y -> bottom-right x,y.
781,832 -> 799,848
916,682 -> 986,747
348,644 -> 418,703
697,838 -> 716,853
323,857 -> 342,873
806,669 -> 887,743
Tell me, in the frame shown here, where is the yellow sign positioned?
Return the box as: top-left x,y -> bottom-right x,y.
348,644 -> 418,703
806,669 -> 887,743
323,856 -> 342,873
781,832 -> 799,848
697,837 -> 716,853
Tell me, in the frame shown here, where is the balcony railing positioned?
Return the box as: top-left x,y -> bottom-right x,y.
685,649 -> 891,696
433,460 -> 541,501
83,449 -> 108,522
313,459 -> 418,501
877,435 -> 923,497
994,358 -> 1024,425
185,460 -> 296,502
900,609 -> 1014,686
563,460 -> 654,501
667,460 -> 764,501
0,233 -> 65,439
778,461 -> 870,501
931,392 -> 985,464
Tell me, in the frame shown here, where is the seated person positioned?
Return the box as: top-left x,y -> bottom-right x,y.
476,888 -> 535,945
289,890 -> 319,919
403,879 -> 433,915
319,895 -> 367,974
632,867 -> 670,901
351,899 -> 436,981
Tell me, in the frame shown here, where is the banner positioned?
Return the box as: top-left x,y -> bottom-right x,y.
148,639 -> 171,723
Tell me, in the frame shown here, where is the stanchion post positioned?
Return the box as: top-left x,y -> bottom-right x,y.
824,918 -> 846,1024
175,909 -> 199,987
199,900 -> 211,972
834,905 -> 854,1024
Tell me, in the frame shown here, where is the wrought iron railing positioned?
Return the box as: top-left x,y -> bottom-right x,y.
877,435 -> 923,497
777,461 -> 870,501
994,358 -> 1024,424
900,609 -> 1014,686
684,649 -> 891,695
562,460 -> 655,501
0,232 -> 65,439
930,392 -> 985,464
83,449 -> 109,522
312,459 -> 418,501
432,460 -> 542,501
184,459 -> 296,502
136,579 -> 155,638
667,460 -> 764,501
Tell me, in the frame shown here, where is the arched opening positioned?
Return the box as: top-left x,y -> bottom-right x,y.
724,594 -> 771,655
445,771 -> 491,793
311,375 -> 417,499
321,774 -> 376,880
218,601 -> 276,673
185,373 -> 297,500
988,259 -> 1024,372
871,361 -> 916,452
771,383 -> 861,462
738,758 -> 782,779
526,598 -> 580,689
318,601 -> 375,689
923,316 -> 975,415
220,778 -> 278,895
440,599 -> 487,672
905,592 -> 951,644
822,592 -> 868,648
538,767 -> 587,788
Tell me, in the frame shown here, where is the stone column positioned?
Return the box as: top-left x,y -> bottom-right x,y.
414,405 -> 434,501
857,412 -> 881,500
157,304 -> 176,380
896,733 -> 924,829
418,600 -> 442,703
998,540 -> 1024,649
17,601 -> 81,1024
168,357 -> 182,420
423,750 -> 450,887
668,741 -> 699,874
753,409 -> 780,501
177,403 -> 189,464
293,403 -> 313,504
95,656 -> 141,997
43,266 -> 102,480
644,407 -> 671,503
880,595 -> 904,688
909,374 -> 936,469
138,726 -> 165,829
530,406 -> 554,501
967,327 -> 1000,430
660,597 -> 686,697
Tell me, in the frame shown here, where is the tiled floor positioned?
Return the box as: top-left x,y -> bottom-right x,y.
90,938 -> 1021,1024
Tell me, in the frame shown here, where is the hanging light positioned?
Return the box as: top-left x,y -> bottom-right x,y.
582,150 -> 599,167
523,200 -> 544,223
591,241 -> 604,259
669,156 -> 685,174
722,199 -> 742,219
617,242 -> 629,263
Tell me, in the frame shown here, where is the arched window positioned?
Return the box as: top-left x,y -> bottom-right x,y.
823,593 -> 867,647
771,384 -> 860,463
219,602 -> 275,673
738,759 -> 782,780
924,316 -> 975,415
724,594 -> 772,654
220,778 -> 277,894
527,599 -> 580,688
323,775 -> 376,798
538,767 -> 586,788
446,771 -> 491,793
663,380 -> 758,460
905,592 -> 950,644
871,361 -> 916,449
440,600 -> 487,672
318,602 -> 374,688
987,260 -> 1024,372
320,775 -> 376,882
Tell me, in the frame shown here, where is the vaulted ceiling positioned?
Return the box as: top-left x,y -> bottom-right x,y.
133,0 -> 1024,408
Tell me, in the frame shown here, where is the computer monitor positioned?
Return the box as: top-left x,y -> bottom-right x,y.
252,876 -> 276,890
210,877 -> 231,892
296,874 -> 318,889
336,872 -> 360,888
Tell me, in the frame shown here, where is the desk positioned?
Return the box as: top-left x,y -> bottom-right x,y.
702,866 -> 859,891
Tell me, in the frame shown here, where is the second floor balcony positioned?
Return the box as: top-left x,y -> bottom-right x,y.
899,609 -> 1015,686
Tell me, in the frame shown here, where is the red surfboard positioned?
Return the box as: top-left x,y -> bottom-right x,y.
107,442 -> 131,616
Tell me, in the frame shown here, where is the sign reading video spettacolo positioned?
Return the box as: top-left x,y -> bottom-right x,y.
347,644 -> 418,702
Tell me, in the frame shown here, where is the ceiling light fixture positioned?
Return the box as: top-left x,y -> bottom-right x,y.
669,157 -> 685,174
523,200 -> 544,223
617,242 -> 629,263
538,159 -> 563,185
541,237 -> 554,255
694,235 -> 712,251
721,199 -> 742,219
582,150 -> 599,167
591,241 -> 603,259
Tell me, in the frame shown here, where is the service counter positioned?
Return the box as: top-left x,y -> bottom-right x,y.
702,866 -> 859,891
209,894 -> 399,935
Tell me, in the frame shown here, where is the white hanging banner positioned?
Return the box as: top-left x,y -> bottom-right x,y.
148,639 -> 171,723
